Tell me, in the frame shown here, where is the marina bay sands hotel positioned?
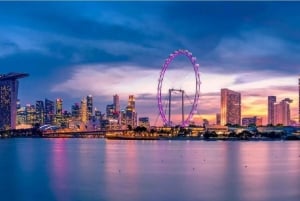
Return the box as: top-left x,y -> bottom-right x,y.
0,73 -> 28,130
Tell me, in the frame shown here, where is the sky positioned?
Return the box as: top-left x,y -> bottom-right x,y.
0,1 -> 299,126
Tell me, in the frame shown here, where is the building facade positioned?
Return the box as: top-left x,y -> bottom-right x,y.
274,98 -> 292,126
138,117 -> 150,130
242,116 -> 262,126
0,73 -> 28,130
36,100 -> 44,125
126,95 -> 137,128
220,88 -> 241,126
45,99 -> 55,125
55,98 -> 63,125
267,96 -> 276,125
86,95 -> 93,120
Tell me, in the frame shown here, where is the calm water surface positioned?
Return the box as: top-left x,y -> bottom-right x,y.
0,139 -> 299,201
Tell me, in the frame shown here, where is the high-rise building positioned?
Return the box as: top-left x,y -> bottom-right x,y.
17,107 -> 26,125
267,96 -> 276,125
216,113 -> 221,125
113,94 -> 120,114
36,100 -> 44,125
55,98 -> 63,125
0,73 -> 28,130
106,104 -> 115,120
126,95 -> 137,128
71,103 -> 80,120
220,88 -> 241,126
274,98 -> 292,126
45,99 -> 54,125
25,104 -> 36,125
86,95 -> 93,120
80,98 -> 88,123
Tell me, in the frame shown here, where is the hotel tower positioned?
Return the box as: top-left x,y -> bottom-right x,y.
220,88 -> 241,126
0,73 -> 28,130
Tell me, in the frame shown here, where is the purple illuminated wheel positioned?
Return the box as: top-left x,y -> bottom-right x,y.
157,49 -> 200,127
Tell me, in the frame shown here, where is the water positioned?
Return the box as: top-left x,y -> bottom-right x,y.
0,139 -> 299,201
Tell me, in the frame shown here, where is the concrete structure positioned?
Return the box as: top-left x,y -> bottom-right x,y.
268,96 -> 276,125
45,99 -> 54,125
86,95 -> 93,120
274,98 -> 292,126
138,117 -> 150,130
126,95 -> 137,128
242,116 -> 263,126
55,98 -> 63,125
80,97 -> 88,124
0,73 -> 28,130
36,100 -> 44,125
71,103 -> 80,120
216,113 -> 221,125
220,88 -> 241,126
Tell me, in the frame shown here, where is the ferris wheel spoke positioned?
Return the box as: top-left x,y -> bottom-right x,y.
157,49 -> 201,127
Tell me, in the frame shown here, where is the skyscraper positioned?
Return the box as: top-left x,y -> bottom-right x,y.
220,88 -> 241,126
80,98 -> 88,123
126,95 -> 137,128
106,104 -> 115,120
113,94 -> 120,114
55,98 -> 63,125
36,100 -> 44,125
25,104 -> 36,125
268,96 -> 276,125
274,98 -> 292,126
0,73 -> 28,130
113,94 -> 120,121
71,103 -> 80,120
45,99 -> 54,125
86,95 -> 93,120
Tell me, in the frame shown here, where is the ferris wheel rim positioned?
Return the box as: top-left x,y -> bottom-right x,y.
157,49 -> 201,127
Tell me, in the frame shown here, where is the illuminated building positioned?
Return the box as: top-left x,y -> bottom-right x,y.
80,98 -> 88,123
113,94 -> 120,121
25,104 -> 36,125
36,100 -> 44,125
106,104 -> 115,120
274,98 -> 292,126
17,99 -> 21,110
242,116 -> 262,126
0,72 -> 28,130
45,99 -> 54,125
220,88 -> 241,126
126,95 -> 137,128
55,98 -> 63,125
138,117 -> 150,130
71,103 -> 80,120
268,96 -> 276,125
87,95 -> 93,120
95,110 -> 102,120
17,107 -> 26,125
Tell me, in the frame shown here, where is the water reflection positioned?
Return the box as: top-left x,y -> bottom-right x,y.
0,139 -> 299,201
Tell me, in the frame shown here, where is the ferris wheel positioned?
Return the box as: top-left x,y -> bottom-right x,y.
157,49 -> 201,127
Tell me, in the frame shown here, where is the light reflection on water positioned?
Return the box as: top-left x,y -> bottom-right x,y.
0,139 -> 299,201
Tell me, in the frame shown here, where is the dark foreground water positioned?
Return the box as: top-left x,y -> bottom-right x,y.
0,139 -> 299,201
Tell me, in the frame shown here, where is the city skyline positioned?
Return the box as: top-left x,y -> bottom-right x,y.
0,2 -> 299,125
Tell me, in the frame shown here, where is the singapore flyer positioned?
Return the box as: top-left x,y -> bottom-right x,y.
157,49 -> 201,127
